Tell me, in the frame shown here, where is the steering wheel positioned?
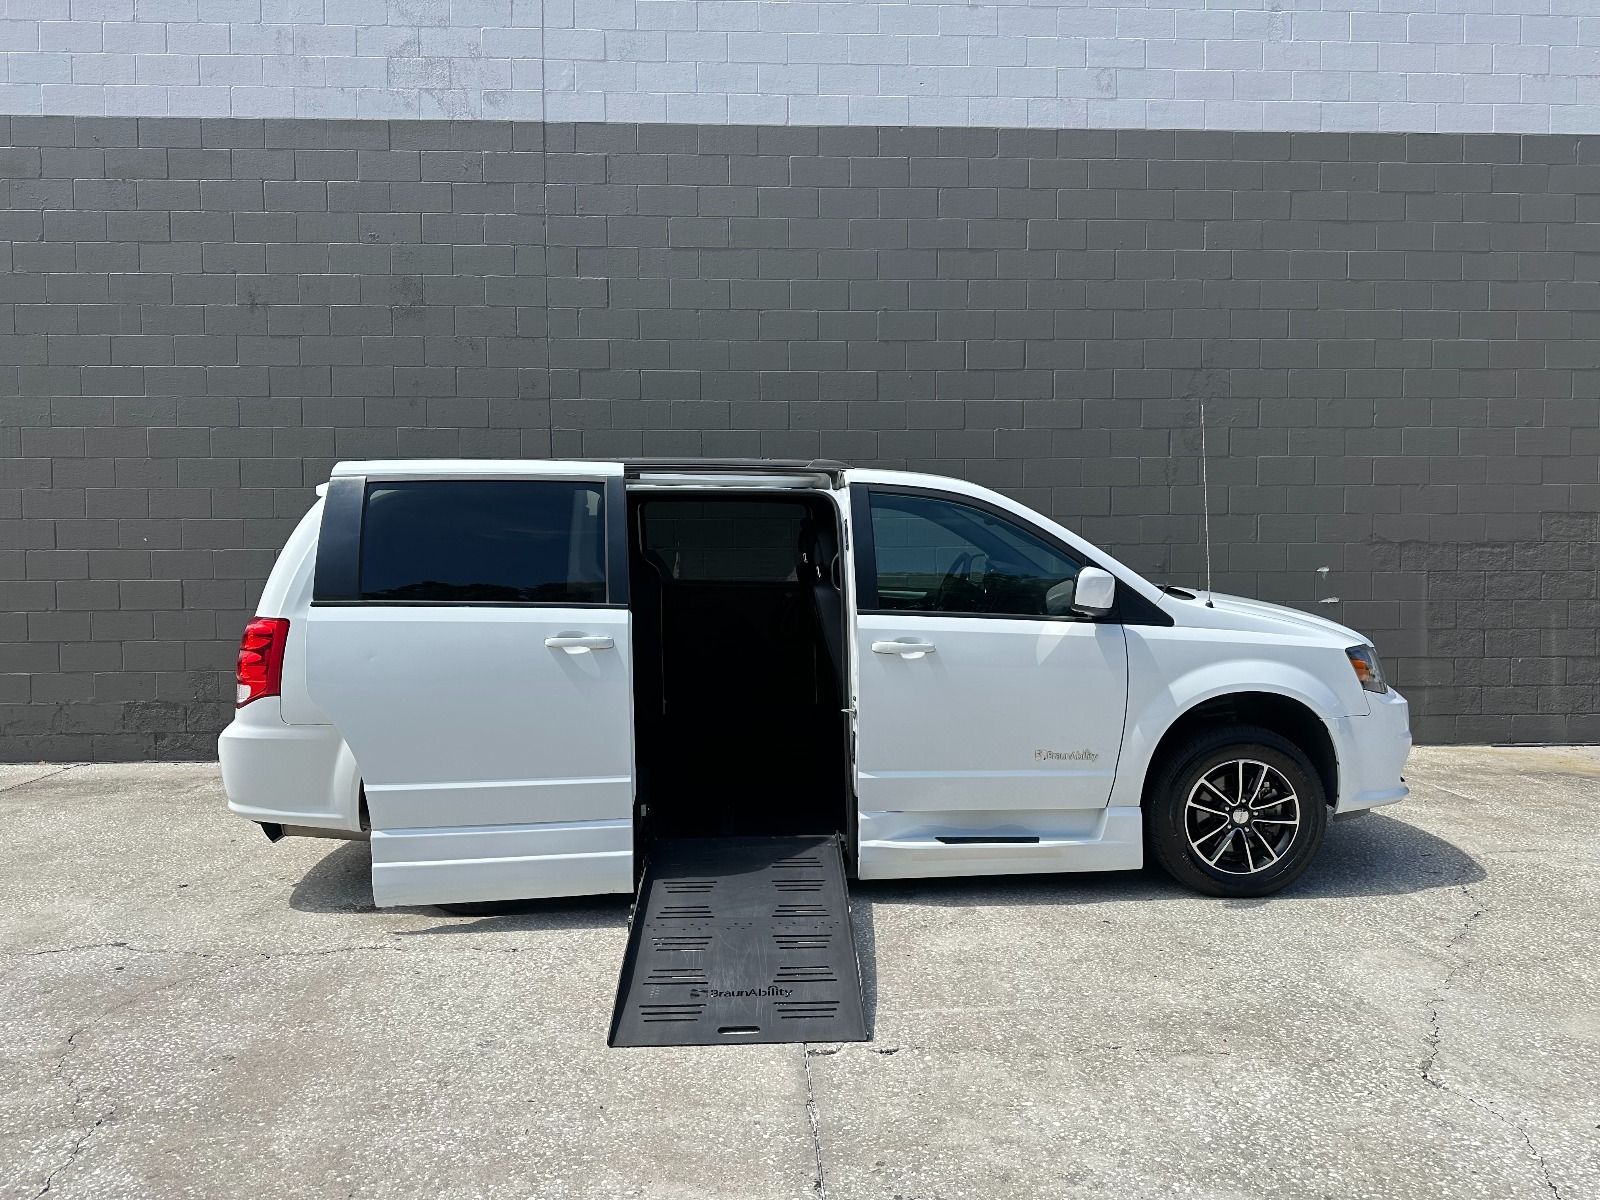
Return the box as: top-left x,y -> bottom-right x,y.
933,551 -> 983,610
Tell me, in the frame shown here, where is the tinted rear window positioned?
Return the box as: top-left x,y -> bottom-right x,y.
359,480 -> 607,604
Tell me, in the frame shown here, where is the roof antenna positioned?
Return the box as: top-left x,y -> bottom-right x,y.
1199,401 -> 1215,608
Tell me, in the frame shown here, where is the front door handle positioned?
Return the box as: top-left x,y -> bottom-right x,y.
545,634 -> 615,654
871,639 -> 936,658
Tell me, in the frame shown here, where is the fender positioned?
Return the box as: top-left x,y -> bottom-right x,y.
1107,657 -> 1347,812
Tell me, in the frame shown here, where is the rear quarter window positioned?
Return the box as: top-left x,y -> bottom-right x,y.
359,480 -> 606,604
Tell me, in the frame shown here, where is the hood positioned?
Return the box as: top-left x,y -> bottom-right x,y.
1163,590 -> 1368,647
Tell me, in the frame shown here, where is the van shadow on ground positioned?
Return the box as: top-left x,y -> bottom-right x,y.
287,812 -> 1480,1037
287,840 -> 631,932
854,810 -> 1484,914
845,812 -> 1482,1029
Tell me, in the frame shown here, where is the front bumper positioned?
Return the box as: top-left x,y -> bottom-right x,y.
218,699 -> 363,833
1327,687 -> 1412,814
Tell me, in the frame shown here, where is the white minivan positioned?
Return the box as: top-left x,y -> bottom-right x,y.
220,458 -> 1411,906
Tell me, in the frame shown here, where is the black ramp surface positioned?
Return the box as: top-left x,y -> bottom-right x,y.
609,836 -> 868,1047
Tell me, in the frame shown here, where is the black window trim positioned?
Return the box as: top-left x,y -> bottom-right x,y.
848,482 -> 1173,628
312,472 -> 630,609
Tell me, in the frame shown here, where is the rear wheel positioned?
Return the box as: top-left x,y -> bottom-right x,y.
1147,726 -> 1327,898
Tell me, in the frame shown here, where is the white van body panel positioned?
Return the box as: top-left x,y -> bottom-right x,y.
853,613 -> 1128,813
1110,629 -> 1360,813
1105,591 -> 1412,815
846,468 -> 1140,879
368,821 -> 633,907
252,498 -> 334,728
298,461 -> 635,908
306,605 -> 637,906
219,459 -> 1412,906
218,497 -> 364,833
1327,688 -> 1414,813
218,696 -> 362,832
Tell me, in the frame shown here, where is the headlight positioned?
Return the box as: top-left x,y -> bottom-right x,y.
1346,644 -> 1387,694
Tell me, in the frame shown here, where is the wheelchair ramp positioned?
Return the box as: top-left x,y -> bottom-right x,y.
609,835 -> 868,1048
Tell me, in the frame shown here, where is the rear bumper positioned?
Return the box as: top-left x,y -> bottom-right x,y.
218,699 -> 362,834
1328,688 -> 1412,814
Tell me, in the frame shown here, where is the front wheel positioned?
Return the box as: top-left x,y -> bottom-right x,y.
1147,727 -> 1328,898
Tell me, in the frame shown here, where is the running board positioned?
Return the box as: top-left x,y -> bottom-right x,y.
608,836 -> 868,1048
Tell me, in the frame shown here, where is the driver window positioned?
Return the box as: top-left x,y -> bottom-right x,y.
866,490 -> 1084,618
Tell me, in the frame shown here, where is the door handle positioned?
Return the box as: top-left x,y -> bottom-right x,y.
871,639 -> 936,658
545,634 -> 615,654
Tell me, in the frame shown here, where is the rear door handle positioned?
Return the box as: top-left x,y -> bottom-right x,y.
545,634 -> 615,654
871,639 -> 936,658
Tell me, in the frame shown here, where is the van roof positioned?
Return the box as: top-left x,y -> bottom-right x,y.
624,458 -> 849,479
330,458 -> 852,484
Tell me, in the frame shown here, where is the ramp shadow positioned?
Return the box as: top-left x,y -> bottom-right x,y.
848,887 -> 879,1035
850,812 -> 1484,911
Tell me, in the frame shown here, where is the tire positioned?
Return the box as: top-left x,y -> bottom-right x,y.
1146,725 -> 1328,898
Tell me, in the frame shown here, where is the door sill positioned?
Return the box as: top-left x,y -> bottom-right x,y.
857,806 -> 1143,879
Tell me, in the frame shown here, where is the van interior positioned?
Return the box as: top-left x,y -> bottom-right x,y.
627,490 -> 850,854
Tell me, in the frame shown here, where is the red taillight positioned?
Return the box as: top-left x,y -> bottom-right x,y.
236,617 -> 289,708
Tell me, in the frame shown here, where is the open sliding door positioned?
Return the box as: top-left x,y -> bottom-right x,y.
304,461 -> 634,907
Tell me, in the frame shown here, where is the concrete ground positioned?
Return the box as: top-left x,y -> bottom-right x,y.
1,748 -> 1597,1200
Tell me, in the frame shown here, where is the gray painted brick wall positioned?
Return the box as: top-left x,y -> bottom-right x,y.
2,115 -> 1598,758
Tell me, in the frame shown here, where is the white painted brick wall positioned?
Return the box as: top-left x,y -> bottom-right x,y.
0,0 -> 1596,132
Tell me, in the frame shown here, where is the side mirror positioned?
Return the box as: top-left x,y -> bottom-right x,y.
1070,566 -> 1116,618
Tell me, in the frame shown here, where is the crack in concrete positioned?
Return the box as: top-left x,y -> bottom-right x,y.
1435,1084 -> 1566,1200
13,941 -> 136,959
28,963 -> 238,1197
1420,882 -> 1485,1090
0,939 -> 551,967
800,1044 -> 828,1196
12,937 -> 546,1193
0,765 -> 72,796
0,942 -> 137,983
0,937 -> 561,1001
1419,881 -> 1565,1200
1511,1117 -> 1566,1200
31,1107 -> 106,1199
34,1014 -> 112,1199
822,1039 -> 1219,1059
7,927 -> 609,1192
